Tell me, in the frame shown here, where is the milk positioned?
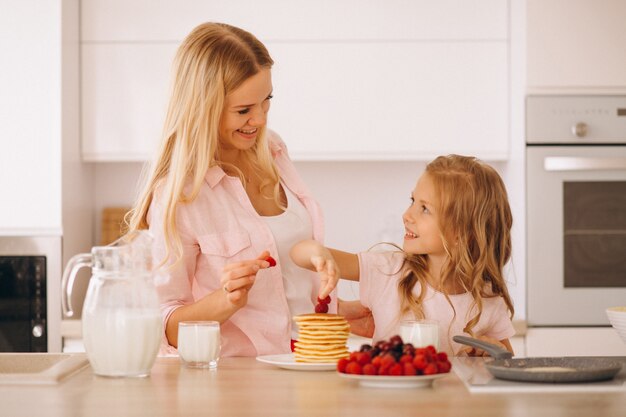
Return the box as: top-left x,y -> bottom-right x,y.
177,322 -> 220,368
399,320 -> 440,349
82,309 -> 162,377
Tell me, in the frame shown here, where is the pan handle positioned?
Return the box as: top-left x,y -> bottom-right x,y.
452,335 -> 513,359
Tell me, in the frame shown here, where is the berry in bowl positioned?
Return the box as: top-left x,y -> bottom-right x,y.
336,335 -> 451,388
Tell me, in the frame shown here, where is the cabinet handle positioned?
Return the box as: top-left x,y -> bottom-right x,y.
544,157 -> 626,171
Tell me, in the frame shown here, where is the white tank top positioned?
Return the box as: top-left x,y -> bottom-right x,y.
263,185 -> 315,339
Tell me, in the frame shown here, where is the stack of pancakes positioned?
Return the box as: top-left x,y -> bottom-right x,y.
293,313 -> 350,363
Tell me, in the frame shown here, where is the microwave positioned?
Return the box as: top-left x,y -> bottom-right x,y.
0,236 -> 62,352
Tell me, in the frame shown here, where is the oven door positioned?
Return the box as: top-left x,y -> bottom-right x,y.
527,146 -> 626,326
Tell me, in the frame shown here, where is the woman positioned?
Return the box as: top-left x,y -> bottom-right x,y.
127,22 -> 369,356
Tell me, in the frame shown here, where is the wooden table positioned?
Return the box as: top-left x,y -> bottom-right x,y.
1,356 -> 625,417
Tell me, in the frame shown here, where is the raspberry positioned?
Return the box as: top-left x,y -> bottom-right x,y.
317,295 -> 331,305
399,354 -> 413,364
265,256 -> 277,267
314,303 -> 329,313
423,363 -> 439,375
362,364 -> 377,375
378,363 -> 391,375
436,352 -> 448,362
345,361 -> 363,375
437,361 -> 452,373
337,358 -> 349,373
425,345 -> 437,356
380,353 -> 396,367
371,356 -> 383,368
355,352 -> 371,366
412,354 -> 427,371
403,363 -> 417,376
389,363 -> 403,376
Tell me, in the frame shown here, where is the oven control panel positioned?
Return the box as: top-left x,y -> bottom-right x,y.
527,95 -> 626,144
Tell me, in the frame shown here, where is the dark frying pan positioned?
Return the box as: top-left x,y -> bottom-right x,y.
453,335 -> 623,383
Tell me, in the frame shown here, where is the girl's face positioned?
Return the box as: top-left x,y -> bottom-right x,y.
218,68 -> 273,155
402,173 -> 447,259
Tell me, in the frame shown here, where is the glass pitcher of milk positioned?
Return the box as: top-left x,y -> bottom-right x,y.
61,230 -> 162,377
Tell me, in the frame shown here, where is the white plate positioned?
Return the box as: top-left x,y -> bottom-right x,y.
255,354 -> 337,371
338,372 -> 449,388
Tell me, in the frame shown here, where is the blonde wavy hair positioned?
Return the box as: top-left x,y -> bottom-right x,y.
126,22 -> 280,265
398,155 -> 515,336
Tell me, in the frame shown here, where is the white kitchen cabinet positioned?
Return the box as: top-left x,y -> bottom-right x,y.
527,0 -> 626,92
80,0 -> 510,161
0,1 -> 62,234
525,327 -> 626,357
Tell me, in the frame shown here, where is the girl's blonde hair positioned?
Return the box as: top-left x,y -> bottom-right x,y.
398,155 -> 515,336
126,22 -> 279,264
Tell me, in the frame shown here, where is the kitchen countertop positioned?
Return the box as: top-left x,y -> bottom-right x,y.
1,356 -> 625,417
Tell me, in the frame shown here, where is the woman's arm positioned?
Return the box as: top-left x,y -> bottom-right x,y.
165,253 -> 271,347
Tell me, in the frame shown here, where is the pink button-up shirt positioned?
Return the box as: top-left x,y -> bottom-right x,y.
148,130 -> 329,357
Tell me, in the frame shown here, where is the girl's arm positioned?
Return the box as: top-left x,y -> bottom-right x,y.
290,240 -> 360,298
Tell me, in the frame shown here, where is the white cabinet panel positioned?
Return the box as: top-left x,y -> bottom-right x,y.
526,328 -> 626,357
81,0 -> 508,42
270,42 -> 509,160
527,0 -> 626,90
0,0 -> 62,233
81,44 -> 177,161
81,41 -> 508,161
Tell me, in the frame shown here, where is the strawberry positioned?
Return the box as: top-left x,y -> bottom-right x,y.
436,352 -> 448,362
265,256 -> 277,267
314,303 -> 329,313
337,358 -> 350,373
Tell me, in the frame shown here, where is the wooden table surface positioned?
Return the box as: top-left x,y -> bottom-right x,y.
1,356 -> 625,417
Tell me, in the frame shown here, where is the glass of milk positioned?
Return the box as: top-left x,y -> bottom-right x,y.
399,319 -> 440,350
178,321 -> 221,369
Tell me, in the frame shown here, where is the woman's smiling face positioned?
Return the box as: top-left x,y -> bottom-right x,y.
218,68 -> 273,154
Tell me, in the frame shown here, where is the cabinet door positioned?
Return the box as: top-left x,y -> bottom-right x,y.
0,1 -> 61,233
80,0 -> 509,161
527,0 -> 626,90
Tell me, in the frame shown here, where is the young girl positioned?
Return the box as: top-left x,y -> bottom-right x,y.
290,155 -> 516,356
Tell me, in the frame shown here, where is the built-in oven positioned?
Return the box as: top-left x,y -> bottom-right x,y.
526,95 -> 626,326
0,236 -> 62,351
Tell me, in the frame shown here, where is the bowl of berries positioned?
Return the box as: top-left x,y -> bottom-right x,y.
337,335 -> 452,388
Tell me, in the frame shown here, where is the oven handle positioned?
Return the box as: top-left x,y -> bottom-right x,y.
544,157 -> 626,171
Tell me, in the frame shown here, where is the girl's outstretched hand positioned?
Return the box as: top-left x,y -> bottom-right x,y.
310,255 -> 339,300
220,251 -> 271,309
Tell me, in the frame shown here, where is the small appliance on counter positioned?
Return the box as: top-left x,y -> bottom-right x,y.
0,236 -> 62,352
